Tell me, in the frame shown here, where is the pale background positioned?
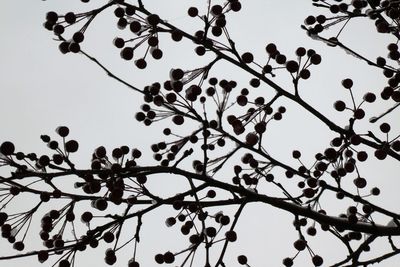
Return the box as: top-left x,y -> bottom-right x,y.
0,0 -> 399,266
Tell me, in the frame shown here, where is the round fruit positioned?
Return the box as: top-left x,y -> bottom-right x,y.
312,255 -> 323,266
0,141 -> 15,155
245,132 -> 259,146
237,255 -> 247,265
65,140 -> 79,153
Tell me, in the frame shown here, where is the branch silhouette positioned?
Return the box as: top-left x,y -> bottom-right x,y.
1,0 -> 400,266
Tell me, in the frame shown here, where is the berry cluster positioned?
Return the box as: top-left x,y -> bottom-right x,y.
2,0 -> 400,266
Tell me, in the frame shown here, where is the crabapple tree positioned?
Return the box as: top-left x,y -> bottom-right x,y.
1,0 -> 400,266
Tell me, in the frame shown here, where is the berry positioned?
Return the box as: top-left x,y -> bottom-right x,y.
207,190 -> 216,198
68,42 -> 80,53
245,132 -> 259,146
13,241 -> 24,251
342,78 -> 353,89
241,52 -> 254,63
38,250 -> 49,263
103,231 -> 115,243
105,254 -> 117,265
300,69 -> 311,79
254,122 -> 266,134
125,6 -> 136,16
94,199 -> 108,211
163,252 -> 175,264
188,7 -> 198,17
46,11 -> 58,23
237,95 -> 248,106
114,7 -> 125,18
312,255 -> 324,266
237,255 -> 248,265
376,57 -> 386,66
354,109 -> 365,120
292,150 -> 301,159
135,58 -> 147,69
171,30 -> 183,41
286,60 -> 299,73
354,177 -> 367,188
374,149 -> 387,160
225,230 -> 237,242
282,257 -> 293,267
121,47 -> 134,60
154,254 -> 164,264
305,16 -> 316,25
391,140 -> 400,151
307,226 -> 317,236
266,43 -> 277,54
172,115 -> 184,125
370,187 -> 381,197
73,32 -> 84,43
170,68 -> 184,80
0,141 -> 15,155
65,12 -> 76,24
40,135 -> 50,142
81,211 -> 93,223
296,47 -> 307,56
146,14 -> 160,26
230,1 -> 242,12
65,140 -> 79,153
113,37 -> 124,48
130,21 -> 141,33
151,48 -> 163,59
38,155 -> 50,167
357,151 -> 368,161
310,54 -> 322,65
363,92 -> 376,103
128,259 -> 140,267
211,5 -> 223,16
53,24 -> 65,35
293,239 -> 307,251
380,123 -> 391,133
275,54 -> 287,64
250,78 -> 260,87
59,42 -> 70,54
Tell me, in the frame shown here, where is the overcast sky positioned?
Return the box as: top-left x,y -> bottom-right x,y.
0,1 -> 399,266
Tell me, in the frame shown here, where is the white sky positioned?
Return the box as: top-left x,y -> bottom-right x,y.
0,1 -> 399,266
